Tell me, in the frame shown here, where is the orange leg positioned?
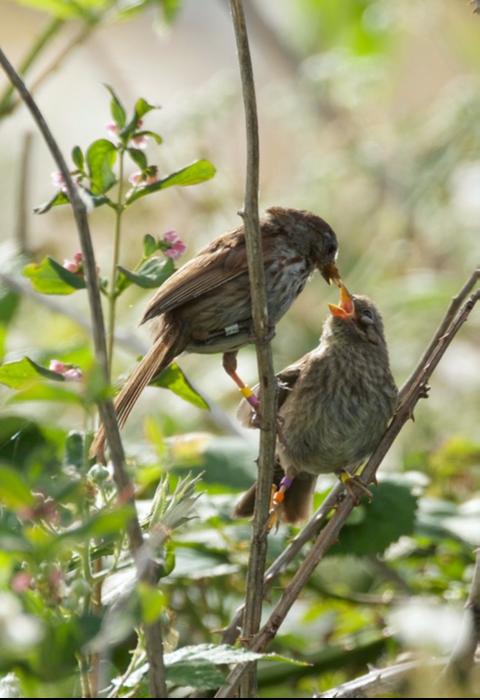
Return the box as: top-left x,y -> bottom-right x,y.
223,351 -> 260,410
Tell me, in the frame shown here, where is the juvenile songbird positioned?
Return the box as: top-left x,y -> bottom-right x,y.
235,285 -> 398,523
91,207 -> 340,460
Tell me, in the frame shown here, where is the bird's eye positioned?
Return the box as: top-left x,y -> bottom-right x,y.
360,309 -> 374,325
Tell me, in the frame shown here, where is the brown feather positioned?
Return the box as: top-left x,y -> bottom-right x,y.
89,321 -> 187,461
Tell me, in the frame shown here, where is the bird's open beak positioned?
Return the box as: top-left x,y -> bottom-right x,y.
328,283 -> 355,320
320,262 -> 342,287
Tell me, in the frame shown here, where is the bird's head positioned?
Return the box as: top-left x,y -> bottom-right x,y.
328,284 -> 386,346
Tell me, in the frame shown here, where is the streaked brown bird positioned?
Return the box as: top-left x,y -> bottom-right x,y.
91,207 -> 340,460
234,285 -> 398,523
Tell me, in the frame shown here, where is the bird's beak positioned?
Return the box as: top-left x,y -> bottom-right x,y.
320,262 -> 342,287
328,283 -> 355,320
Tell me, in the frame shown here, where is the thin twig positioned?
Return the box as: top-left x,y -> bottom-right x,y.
229,1 -> 278,697
216,273 -> 480,696
15,131 -> 33,256
0,51 -> 168,697
444,548 -> 480,683
317,656 -> 447,699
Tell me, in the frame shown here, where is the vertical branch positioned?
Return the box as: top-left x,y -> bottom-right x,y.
15,131 -> 33,256
229,0 -> 277,696
0,50 -> 168,698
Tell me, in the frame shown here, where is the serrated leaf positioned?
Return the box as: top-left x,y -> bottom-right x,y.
0,357 -> 64,389
126,159 -> 216,204
23,257 -> 86,294
86,139 -> 117,195
117,256 -> 174,290
143,233 -> 158,257
128,147 -> 148,170
105,84 -> 126,128
151,363 -> 209,410
331,480 -> 418,556
33,190 -> 69,214
0,465 -> 35,509
71,145 -> 84,171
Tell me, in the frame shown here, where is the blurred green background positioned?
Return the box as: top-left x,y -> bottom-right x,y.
0,1 -> 480,697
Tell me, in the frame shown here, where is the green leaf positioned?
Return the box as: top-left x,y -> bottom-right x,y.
14,0 -> 106,20
126,159 -> 216,204
0,357 -> 64,389
0,465 -> 35,509
11,383 -> 82,405
143,233 -> 158,257
134,97 -> 157,120
128,147 -> 148,170
60,506 -> 135,542
71,145 -> 84,171
331,480 -> 418,556
0,288 -> 20,325
151,363 -> 209,410
138,583 -> 167,625
135,129 -> 163,145
86,139 -> 117,195
117,256 -> 175,290
23,257 -> 86,294
34,189 -> 69,214
65,431 -> 85,469
105,84 -> 126,128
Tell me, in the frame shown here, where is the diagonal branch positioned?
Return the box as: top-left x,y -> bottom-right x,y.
229,1 -> 278,696
0,50 -> 168,698
216,271 -> 480,696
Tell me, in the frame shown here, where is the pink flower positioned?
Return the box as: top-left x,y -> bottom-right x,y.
106,121 -> 120,139
128,169 -> 158,188
49,359 -> 83,382
49,359 -> 66,374
11,571 -> 32,594
51,171 -> 67,192
63,252 -> 83,274
163,231 -> 186,260
73,252 -> 83,264
63,368 -> 83,381
132,134 -> 148,149
163,230 -> 179,244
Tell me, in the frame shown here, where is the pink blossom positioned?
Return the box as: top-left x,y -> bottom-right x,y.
164,240 -> 186,260
73,252 -> 83,264
63,368 -> 83,382
51,171 -> 67,192
163,230 -> 180,244
128,170 -> 157,188
132,133 -> 148,149
63,259 -> 79,273
106,121 -> 120,139
11,571 -> 32,594
49,360 -> 83,382
49,359 -> 66,374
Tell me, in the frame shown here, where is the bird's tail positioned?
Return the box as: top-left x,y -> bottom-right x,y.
90,321 -> 187,462
234,465 -> 316,524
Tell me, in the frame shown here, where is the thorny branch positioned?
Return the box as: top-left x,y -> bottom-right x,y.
216,269 -> 480,696
229,0 -> 278,697
0,50 -> 168,698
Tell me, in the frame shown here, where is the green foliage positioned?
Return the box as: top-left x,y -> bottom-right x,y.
150,363 -> 209,410
331,480 -> 418,556
117,256 -> 175,291
86,138 -> 117,194
125,159 -> 216,204
23,257 -> 86,294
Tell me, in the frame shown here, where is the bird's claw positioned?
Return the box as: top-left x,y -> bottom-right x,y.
339,471 -> 373,505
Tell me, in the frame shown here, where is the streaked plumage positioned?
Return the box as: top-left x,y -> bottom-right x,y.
90,207 -> 339,460
235,295 -> 398,522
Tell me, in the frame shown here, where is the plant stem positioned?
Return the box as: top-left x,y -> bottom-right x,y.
229,1 -> 277,696
107,149 -> 125,378
0,17 -> 64,118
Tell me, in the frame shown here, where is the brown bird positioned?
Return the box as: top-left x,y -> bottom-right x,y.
234,285 -> 398,523
91,207 -> 340,460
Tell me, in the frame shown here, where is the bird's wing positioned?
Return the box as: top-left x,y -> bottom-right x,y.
236,352 -> 313,428
141,229 -> 278,323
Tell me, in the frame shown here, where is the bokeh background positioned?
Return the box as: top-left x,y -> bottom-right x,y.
1,1 -> 480,697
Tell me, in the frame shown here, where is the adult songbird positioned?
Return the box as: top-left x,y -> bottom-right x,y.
234,285 -> 398,523
90,207 -> 340,460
